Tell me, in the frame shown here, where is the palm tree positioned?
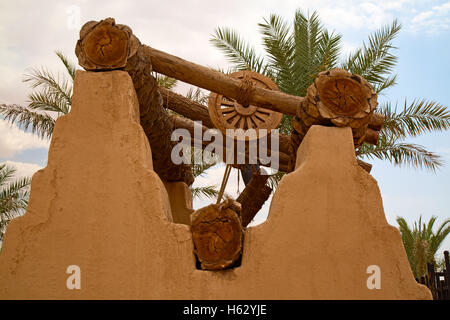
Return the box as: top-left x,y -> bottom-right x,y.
210,10 -> 450,174
396,215 -> 450,277
0,164 -> 31,250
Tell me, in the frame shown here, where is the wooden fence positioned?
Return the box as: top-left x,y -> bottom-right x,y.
415,251 -> 450,300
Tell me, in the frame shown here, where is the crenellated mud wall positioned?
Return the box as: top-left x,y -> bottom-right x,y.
0,70 -> 431,299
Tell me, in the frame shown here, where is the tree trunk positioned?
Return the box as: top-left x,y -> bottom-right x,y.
190,199 -> 243,270
236,169 -> 272,227
75,18 -> 194,185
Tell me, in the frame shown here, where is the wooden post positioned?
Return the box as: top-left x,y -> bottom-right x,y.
445,251 -> 450,299
236,169 -> 272,227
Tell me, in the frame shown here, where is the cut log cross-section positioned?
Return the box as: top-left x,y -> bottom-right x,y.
191,199 -> 244,270
75,18 -> 194,185
289,69 -> 380,172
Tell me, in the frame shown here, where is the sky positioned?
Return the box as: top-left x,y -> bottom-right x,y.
0,0 -> 449,255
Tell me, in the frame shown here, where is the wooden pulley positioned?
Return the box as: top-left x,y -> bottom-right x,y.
208,71 -> 283,140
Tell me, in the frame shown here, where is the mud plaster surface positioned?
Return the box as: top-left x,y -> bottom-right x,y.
0,71 -> 431,299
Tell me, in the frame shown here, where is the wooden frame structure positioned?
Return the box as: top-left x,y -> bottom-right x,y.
75,18 -> 385,270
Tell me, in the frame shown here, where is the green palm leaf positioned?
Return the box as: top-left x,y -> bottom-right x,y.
0,164 -> 16,188
28,90 -> 70,114
342,20 -> 401,93
23,67 -> 72,107
185,87 -> 208,105
397,215 -> 450,277
210,27 -> 270,74
358,134 -> 442,171
0,176 -> 31,216
380,99 -> 450,138
258,14 -> 295,94
156,74 -> 177,90
55,51 -> 77,80
291,10 -> 324,96
191,185 -> 219,200
0,104 -> 56,139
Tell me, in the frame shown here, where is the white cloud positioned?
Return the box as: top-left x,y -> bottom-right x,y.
410,1 -> 450,33
0,119 -> 49,158
1,160 -> 43,179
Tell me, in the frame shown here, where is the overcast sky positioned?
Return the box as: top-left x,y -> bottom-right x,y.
1,0 -> 449,254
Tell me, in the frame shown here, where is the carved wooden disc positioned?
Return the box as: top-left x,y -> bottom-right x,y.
208,71 -> 282,140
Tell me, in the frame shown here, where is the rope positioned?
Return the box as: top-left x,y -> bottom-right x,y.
236,73 -> 255,107
216,164 -> 232,204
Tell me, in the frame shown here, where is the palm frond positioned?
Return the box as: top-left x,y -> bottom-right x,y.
55,51 -> 77,80
358,134 -> 442,171
156,74 -> 177,90
292,10 -> 324,96
185,87 -> 208,105
210,27 -> 270,74
429,219 -> 450,254
23,67 -> 72,106
342,20 -> 401,93
380,99 -> 450,139
316,29 -> 342,72
0,177 -> 31,216
258,14 -> 295,94
396,216 -> 415,265
0,104 -> 56,139
0,164 -> 16,188
28,89 -> 70,114
190,185 -> 219,200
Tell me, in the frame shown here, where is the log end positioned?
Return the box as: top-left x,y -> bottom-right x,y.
315,69 -> 377,118
76,18 -> 140,71
191,199 -> 243,270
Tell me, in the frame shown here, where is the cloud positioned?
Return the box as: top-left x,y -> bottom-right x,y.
409,1 -> 450,33
0,119 -> 49,158
1,160 -> 43,179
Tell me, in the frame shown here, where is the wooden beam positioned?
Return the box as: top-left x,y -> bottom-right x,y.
160,87 -> 215,128
145,46 -> 301,115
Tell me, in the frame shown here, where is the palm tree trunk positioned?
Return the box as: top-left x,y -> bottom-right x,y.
236,169 -> 272,227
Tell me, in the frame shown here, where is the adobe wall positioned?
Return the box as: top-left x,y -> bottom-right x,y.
0,70 -> 431,299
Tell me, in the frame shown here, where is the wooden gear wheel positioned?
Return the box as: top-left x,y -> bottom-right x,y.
208,71 -> 283,140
